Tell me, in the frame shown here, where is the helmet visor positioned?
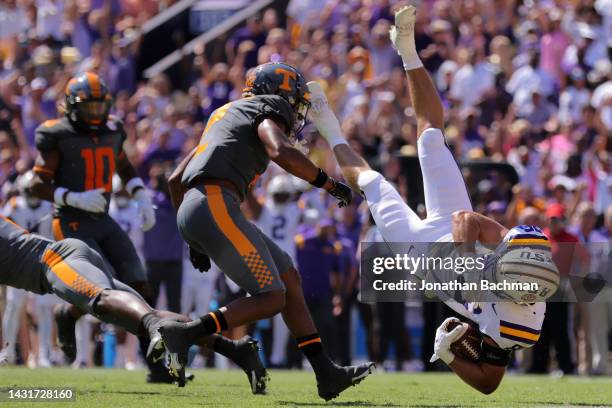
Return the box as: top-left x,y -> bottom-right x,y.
77,100 -> 111,125
292,99 -> 310,138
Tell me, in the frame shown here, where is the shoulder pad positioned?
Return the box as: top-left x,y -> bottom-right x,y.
40,118 -> 62,129
493,302 -> 544,349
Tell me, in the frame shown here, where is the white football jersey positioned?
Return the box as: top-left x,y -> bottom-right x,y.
439,225 -> 547,350
451,301 -> 545,350
2,196 -> 53,239
256,201 -> 301,261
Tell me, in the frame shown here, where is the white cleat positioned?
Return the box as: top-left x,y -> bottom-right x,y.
390,5 -> 416,41
306,81 -> 343,142
389,4 -> 421,68
0,348 -> 16,366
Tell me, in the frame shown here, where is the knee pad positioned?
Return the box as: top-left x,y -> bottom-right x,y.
417,128 -> 445,150
357,170 -> 383,190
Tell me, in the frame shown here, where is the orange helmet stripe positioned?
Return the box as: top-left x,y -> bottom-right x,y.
86,72 -> 101,98
65,78 -> 78,96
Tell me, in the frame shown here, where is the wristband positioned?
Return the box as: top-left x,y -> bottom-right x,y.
54,187 -> 69,206
310,169 -> 329,188
125,177 -> 145,196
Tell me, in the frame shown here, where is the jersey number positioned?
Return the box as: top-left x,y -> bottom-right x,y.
81,147 -> 115,191
194,102 -> 232,157
272,215 -> 287,240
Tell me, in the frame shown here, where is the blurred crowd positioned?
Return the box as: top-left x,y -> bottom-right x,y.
0,0 -> 611,376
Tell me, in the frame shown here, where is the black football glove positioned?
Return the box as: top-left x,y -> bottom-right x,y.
189,246 -> 211,273
326,178 -> 352,208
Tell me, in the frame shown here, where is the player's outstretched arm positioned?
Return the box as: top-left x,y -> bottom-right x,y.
448,349 -> 506,395
257,118 -> 352,207
390,5 -> 444,135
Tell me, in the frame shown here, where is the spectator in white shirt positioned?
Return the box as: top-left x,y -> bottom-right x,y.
559,69 -> 592,125
506,50 -> 557,116
450,48 -> 495,108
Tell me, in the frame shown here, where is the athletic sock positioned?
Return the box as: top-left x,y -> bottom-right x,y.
183,310 -> 229,341
296,333 -> 331,373
138,312 -> 159,337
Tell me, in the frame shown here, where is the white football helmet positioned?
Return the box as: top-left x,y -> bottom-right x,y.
266,174 -> 295,207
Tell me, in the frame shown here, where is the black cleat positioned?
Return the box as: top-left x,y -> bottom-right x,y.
231,336 -> 269,394
316,362 -> 375,401
53,304 -> 77,363
153,321 -> 191,387
146,368 -> 175,384
146,368 -> 196,384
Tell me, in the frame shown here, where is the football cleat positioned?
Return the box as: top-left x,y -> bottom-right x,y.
230,336 -> 269,394
316,361 -> 376,401
146,368 -> 195,384
389,5 -> 416,46
154,321 -> 191,387
0,348 -> 16,366
306,81 -> 343,143
53,304 -> 77,363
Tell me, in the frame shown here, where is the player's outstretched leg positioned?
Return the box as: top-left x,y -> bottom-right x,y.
53,304 -> 78,363
152,310 -> 269,393
279,267 -> 375,401
204,335 -> 269,394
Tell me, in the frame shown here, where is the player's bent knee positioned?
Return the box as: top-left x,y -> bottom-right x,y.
356,170 -> 383,191
255,289 -> 286,316
417,127 -> 445,147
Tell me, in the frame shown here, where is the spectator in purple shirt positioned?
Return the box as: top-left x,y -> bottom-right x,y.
143,162 -> 184,313
292,218 -> 341,364
19,77 -> 55,147
137,126 -> 181,180
226,14 -> 266,69
107,38 -> 136,95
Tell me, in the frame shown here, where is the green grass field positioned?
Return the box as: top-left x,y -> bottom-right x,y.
0,368 -> 611,407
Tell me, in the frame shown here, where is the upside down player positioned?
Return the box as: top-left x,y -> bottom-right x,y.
29,72 -> 166,382
161,62 -> 374,400
308,6 -> 560,394
0,215 -> 268,392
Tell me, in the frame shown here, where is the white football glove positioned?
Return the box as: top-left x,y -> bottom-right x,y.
430,317 -> 468,365
389,5 -> 423,70
306,81 -> 346,148
59,188 -> 107,213
134,189 -> 156,231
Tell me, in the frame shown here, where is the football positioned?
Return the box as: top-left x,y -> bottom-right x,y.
446,320 -> 483,362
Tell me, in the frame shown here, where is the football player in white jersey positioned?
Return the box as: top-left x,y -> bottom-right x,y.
307,6 -> 560,394
0,171 -> 56,367
249,174 -> 302,367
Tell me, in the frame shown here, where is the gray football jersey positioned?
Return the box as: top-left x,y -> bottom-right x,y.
35,116 -> 127,218
181,95 -> 295,200
0,216 -> 51,294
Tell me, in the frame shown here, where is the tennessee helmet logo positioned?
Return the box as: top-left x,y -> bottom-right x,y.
275,68 -> 296,91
